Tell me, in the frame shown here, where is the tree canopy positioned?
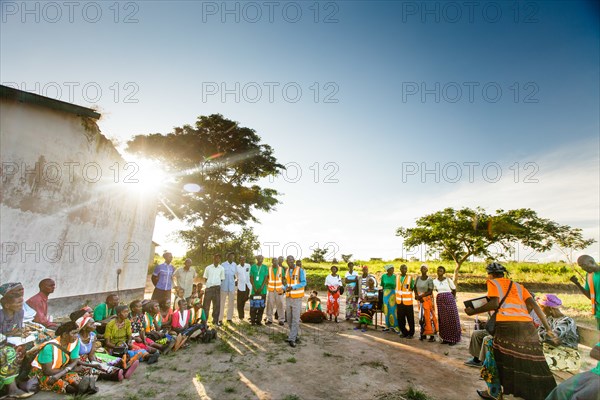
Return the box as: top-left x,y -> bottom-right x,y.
396,207 -> 595,282
126,114 -> 284,261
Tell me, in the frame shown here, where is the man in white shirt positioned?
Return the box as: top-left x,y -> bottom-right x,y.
174,258 -> 197,299
220,252 -> 238,324
236,255 -> 252,320
203,254 -> 225,326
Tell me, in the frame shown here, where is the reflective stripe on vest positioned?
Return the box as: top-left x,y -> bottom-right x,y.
144,313 -> 154,332
588,273 -> 596,315
395,275 -> 414,305
31,338 -> 78,370
489,279 -> 530,320
286,267 -> 304,298
268,266 -> 284,292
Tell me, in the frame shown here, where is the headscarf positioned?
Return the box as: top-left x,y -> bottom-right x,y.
75,316 -> 94,331
539,294 -> 562,308
384,264 -> 394,271
362,265 -> 369,271
0,282 -> 23,298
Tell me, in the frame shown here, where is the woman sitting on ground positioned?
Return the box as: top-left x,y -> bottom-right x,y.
355,278 -> 379,332
72,310 -> 139,381
29,321 -> 94,395
158,299 -> 173,330
104,305 -> 157,364
537,294 -> 580,372
301,291 -> 327,323
142,301 -> 175,352
129,300 -> 163,354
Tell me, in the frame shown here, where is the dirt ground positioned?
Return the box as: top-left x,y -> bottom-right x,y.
32,287 -> 596,400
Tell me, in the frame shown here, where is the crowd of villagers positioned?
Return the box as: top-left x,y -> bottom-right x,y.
1,252 -> 599,400
0,278 -> 215,398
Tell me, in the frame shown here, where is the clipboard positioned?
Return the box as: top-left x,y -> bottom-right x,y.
463,296 -> 489,309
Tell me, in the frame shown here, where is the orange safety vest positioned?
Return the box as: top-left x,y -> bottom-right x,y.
396,275 -> 414,305
488,279 -> 531,322
31,338 -> 78,370
286,266 -> 305,298
588,273 -> 596,315
268,266 -> 284,292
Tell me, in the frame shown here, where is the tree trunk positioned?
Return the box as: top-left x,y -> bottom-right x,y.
452,261 -> 462,283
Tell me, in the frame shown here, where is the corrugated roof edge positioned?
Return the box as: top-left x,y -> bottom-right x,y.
0,84 -> 101,119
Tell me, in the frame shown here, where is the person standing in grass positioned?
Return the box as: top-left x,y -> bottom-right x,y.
396,264 -> 415,338
380,264 -> 398,332
325,265 -> 343,322
249,256 -> 269,325
570,254 -> 600,330
414,264 -> 437,342
344,262 -> 359,320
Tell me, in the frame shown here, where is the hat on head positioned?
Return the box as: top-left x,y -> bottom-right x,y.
539,294 -> 562,308
75,315 -> 94,331
0,282 -> 23,298
362,265 -> 369,271
384,264 -> 394,271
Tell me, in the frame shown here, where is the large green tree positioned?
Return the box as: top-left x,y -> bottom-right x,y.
127,114 -> 284,260
396,207 -> 595,282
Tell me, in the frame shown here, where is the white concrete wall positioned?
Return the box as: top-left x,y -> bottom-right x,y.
0,97 -> 157,302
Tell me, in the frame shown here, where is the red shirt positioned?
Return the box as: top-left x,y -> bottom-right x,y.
26,292 -> 57,328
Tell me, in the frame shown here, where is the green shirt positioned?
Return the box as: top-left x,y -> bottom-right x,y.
591,342 -> 600,376
37,340 -> 80,367
584,271 -> 600,318
250,264 -> 269,295
380,274 -> 396,290
105,319 -> 132,346
93,303 -> 116,321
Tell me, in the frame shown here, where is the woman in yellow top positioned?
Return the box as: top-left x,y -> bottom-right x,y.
465,263 -> 558,400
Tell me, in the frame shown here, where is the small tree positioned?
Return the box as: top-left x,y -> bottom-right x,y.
310,248 -> 328,263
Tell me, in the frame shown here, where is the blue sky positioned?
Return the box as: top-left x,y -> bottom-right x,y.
2,0 -> 598,261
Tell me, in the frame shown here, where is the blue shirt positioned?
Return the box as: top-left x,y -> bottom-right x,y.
284,268 -> 307,290
221,261 -> 237,292
153,263 -> 175,290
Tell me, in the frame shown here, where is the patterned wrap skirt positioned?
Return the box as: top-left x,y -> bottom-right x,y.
436,292 -> 461,344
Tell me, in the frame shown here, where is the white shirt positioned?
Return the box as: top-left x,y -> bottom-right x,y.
203,264 -> 225,288
433,278 -> 456,293
174,267 -> 197,298
325,274 -> 343,287
236,263 -> 252,291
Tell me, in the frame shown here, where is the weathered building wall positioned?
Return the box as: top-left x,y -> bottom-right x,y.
0,91 -> 157,315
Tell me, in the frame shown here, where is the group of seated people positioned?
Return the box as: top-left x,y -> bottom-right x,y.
0,280 -> 216,398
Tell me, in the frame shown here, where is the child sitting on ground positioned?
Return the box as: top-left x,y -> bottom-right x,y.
301,291 -> 327,323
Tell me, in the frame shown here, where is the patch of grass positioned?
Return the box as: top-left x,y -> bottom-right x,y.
269,331 -> 289,343
286,356 -> 297,363
323,351 -> 342,358
154,376 -> 167,384
146,364 -> 162,372
195,373 -> 203,382
282,395 -> 302,400
216,339 -> 235,353
176,392 -> 195,399
360,360 -> 388,372
405,387 -> 432,400
224,387 -> 236,393
125,395 -> 140,400
205,349 -> 214,355
138,387 -> 158,397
